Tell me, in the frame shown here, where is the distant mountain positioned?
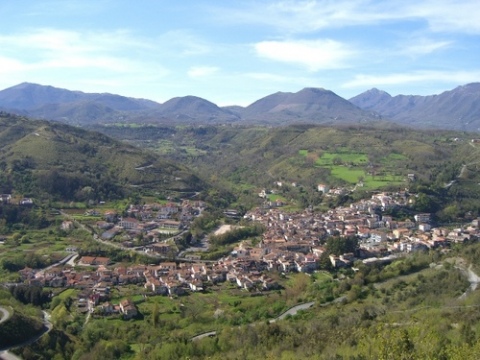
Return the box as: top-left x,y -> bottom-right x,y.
350,83 -> 480,131
2,82 -> 480,130
242,87 -> 379,124
348,88 -> 392,111
0,113 -> 206,200
0,83 -> 161,125
145,95 -> 239,123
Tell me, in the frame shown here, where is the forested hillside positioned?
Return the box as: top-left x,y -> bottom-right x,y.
92,123 -> 480,222
0,113 -> 207,203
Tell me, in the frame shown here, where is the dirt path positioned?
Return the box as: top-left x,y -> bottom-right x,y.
214,225 -> 235,235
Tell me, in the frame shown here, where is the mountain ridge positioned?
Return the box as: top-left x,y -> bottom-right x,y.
350,83 -> 480,131
1,82 -> 480,130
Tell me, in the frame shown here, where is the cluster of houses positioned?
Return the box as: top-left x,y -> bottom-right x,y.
17,256 -> 281,318
85,200 -> 206,251
244,190 -> 480,269
12,189 -> 480,319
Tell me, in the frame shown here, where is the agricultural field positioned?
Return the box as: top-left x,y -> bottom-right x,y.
299,149 -> 406,189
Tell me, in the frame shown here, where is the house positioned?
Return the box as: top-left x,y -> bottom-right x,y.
0,194 -> 11,203
98,302 -> 115,315
119,217 -> 140,230
159,220 -> 181,230
119,299 -> 138,319
418,223 -> 432,232
96,221 -> 113,230
78,256 -> 111,266
317,184 -> 330,193
19,198 -> 33,206
370,231 -> 387,243
103,211 -> 117,222
189,279 -> 204,292
65,246 -> 78,253
414,213 -> 431,223
152,242 -> 172,255
236,275 -> 254,290
392,228 -> 411,239
144,272 -> 168,295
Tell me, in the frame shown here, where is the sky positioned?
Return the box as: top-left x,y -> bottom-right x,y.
0,0 -> 479,106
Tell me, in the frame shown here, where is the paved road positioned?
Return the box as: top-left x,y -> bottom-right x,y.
0,307 -> 10,325
0,310 -> 52,358
269,301 -> 315,323
0,307 -> 20,360
36,253 -> 76,277
192,301 -> 316,341
191,331 -> 217,341
456,261 -> 480,300
0,350 -> 22,360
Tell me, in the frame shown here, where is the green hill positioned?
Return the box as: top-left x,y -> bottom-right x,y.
90,122 -> 480,220
0,113 -> 207,202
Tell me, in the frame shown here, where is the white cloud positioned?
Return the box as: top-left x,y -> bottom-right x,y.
408,0 -> 480,34
254,39 -> 353,71
0,28 -> 151,73
0,56 -> 29,73
0,27 -> 171,97
400,39 -> 452,57
212,0 -> 480,35
187,66 -> 219,78
343,70 -> 480,89
157,30 -> 211,56
0,28 -> 172,80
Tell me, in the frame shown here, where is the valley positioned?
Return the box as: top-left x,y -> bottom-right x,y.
1,94 -> 480,359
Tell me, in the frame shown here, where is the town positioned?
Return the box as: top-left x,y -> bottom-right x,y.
9,185 -> 479,321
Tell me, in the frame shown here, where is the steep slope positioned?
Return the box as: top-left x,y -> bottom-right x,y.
350,83 -> 480,131
243,87 -> 379,124
0,113 -> 206,200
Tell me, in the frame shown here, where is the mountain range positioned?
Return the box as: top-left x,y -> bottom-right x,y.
0,82 -> 479,131
349,83 -> 480,131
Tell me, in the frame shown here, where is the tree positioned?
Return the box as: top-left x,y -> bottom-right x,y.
325,236 -> 358,256
151,303 -> 160,328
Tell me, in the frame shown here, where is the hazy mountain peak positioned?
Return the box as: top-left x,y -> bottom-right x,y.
454,82 -> 480,94
349,88 -> 392,111
368,88 -> 391,96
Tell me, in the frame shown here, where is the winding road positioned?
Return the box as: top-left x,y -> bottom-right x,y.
0,307 -> 10,325
0,307 -> 52,360
0,306 -> 21,360
191,301 -> 316,341
456,261 -> 480,300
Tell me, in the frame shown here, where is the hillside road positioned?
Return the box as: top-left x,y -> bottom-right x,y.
0,307 -> 10,325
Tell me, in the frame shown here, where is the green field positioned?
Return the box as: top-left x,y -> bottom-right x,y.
330,167 -> 404,188
299,149 -> 405,189
267,194 -> 287,202
316,151 -> 368,166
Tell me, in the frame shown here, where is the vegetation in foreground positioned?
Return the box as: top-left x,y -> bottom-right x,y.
3,244 -> 480,360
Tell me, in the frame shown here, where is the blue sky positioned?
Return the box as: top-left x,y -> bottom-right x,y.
0,0 -> 479,106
